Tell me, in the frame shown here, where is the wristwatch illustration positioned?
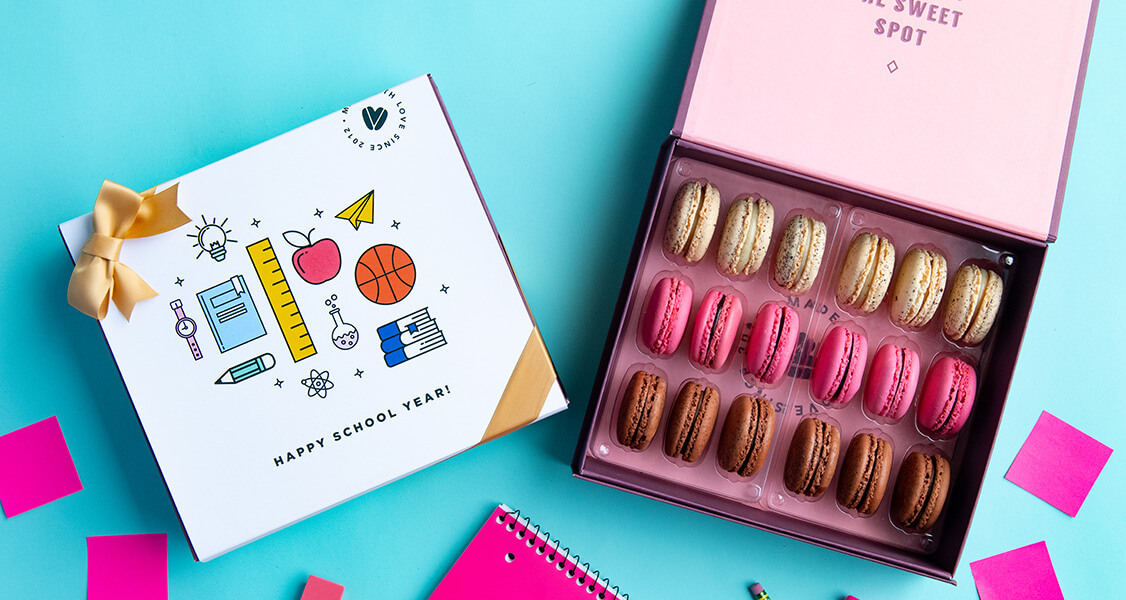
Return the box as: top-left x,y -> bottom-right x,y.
170,299 -> 203,361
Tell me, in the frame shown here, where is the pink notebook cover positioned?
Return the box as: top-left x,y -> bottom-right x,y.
429,505 -> 628,600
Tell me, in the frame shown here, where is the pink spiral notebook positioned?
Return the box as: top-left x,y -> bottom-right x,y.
429,505 -> 628,600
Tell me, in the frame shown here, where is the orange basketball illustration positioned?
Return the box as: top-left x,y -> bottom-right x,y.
355,244 -> 415,304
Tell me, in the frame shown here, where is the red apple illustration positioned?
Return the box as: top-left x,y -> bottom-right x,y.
283,229 -> 341,284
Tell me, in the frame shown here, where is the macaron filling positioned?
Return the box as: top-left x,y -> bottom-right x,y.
794,218 -> 814,287
805,421 -> 834,495
964,268 -> 994,337
624,381 -> 657,448
916,252 -> 947,326
885,346 -> 910,417
763,307 -> 793,382
856,441 -> 879,511
669,386 -> 708,460
733,201 -> 760,273
843,436 -> 879,511
651,279 -> 686,354
736,401 -> 765,476
845,234 -> 879,307
905,455 -> 939,530
935,360 -> 974,435
823,329 -> 863,404
701,293 -> 733,368
856,241 -> 879,306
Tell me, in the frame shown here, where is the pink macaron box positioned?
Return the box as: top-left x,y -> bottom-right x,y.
574,0 -> 1099,583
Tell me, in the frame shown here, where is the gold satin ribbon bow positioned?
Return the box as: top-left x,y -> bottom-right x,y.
67,180 -> 191,320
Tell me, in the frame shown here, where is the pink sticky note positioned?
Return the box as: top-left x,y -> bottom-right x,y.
0,416 -> 83,517
970,541 -> 1063,600
1005,411 -> 1113,517
87,534 -> 168,600
301,574 -> 345,600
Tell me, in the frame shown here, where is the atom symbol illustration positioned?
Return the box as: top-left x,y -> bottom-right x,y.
300,369 -> 334,398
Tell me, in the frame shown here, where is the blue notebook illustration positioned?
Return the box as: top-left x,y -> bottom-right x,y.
197,275 -> 267,352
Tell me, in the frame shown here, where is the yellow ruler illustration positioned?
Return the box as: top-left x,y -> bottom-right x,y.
247,238 -> 317,362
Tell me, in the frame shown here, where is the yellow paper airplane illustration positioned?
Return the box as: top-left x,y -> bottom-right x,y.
337,190 -> 375,230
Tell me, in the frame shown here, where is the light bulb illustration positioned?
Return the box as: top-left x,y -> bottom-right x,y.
189,216 -> 236,262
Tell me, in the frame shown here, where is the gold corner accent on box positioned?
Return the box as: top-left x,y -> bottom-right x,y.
479,327 -> 557,444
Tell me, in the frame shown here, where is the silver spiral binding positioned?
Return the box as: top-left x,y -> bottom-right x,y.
500,506 -> 629,600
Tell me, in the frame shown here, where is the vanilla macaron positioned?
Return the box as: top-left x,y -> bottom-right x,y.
836,232 -> 895,313
664,180 -> 721,263
943,264 -> 1003,344
890,248 -> 947,328
773,214 -> 827,293
716,197 -> 774,276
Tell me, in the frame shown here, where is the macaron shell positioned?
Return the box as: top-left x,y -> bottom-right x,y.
690,290 -> 744,370
914,251 -> 948,327
766,307 -> 800,384
836,433 -> 892,515
774,215 -> 828,293
640,277 -> 693,355
943,265 -> 1003,345
747,199 -> 774,274
917,357 -> 977,437
795,217 -> 827,293
690,290 -> 721,366
717,395 -> 775,477
808,419 -> 841,496
684,183 -> 721,262
810,326 -> 868,405
891,248 -> 947,327
784,418 -> 840,497
663,181 -> 702,257
837,331 -> 869,405
716,197 -> 774,276
836,232 -> 877,307
863,236 -> 896,312
709,293 -> 744,368
664,382 -> 720,462
745,304 -> 800,384
616,371 -> 667,450
941,264 -> 981,341
837,233 -> 897,313
891,452 -> 951,531
964,269 -> 1002,344
863,344 -> 920,420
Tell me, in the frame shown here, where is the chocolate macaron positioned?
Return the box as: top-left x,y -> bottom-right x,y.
717,395 -> 775,477
783,418 -> 841,497
891,451 -> 951,532
664,381 -> 720,462
836,433 -> 893,515
616,371 -> 667,451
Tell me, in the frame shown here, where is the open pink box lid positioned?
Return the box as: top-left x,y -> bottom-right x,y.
674,0 -> 1099,242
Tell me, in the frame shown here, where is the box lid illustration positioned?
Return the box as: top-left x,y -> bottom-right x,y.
674,0 -> 1099,242
59,75 -> 567,561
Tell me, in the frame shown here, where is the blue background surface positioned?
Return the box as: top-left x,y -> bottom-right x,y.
2,2 -> 1123,598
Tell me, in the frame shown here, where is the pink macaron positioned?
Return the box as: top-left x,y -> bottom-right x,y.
640,276 -> 694,355
864,343 -> 921,421
744,303 -> 800,384
689,289 -> 744,370
810,325 -> 868,406
916,356 -> 977,437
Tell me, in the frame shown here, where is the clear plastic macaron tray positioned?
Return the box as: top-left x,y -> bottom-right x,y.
583,154 -> 1013,553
